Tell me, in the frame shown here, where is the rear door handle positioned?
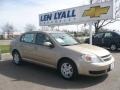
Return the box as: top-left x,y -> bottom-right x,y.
34,46 -> 37,50
102,39 -> 104,43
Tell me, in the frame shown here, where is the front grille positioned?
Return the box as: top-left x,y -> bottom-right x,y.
100,54 -> 112,62
101,54 -> 110,58
104,57 -> 112,61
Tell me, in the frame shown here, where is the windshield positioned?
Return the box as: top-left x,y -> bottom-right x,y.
116,32 -> 120,35
51,33 -> 79,46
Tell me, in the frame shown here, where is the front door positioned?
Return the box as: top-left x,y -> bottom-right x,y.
103,32 -> 113,47
93,33 -> 104,46
34,33 -> 59,66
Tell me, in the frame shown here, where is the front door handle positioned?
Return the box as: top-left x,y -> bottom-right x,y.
20,44 -> 24,47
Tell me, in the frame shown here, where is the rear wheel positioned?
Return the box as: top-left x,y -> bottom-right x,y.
58,59 -> 78,80
13,51 -> 22,65
110,44 -> 117,51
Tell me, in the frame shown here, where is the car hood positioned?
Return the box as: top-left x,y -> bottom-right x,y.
65,44 -> 110,57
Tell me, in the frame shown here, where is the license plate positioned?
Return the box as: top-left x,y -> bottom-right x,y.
110,63 -> 114,70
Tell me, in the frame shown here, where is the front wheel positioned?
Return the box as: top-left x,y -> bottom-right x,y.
58,60 -> 78,80
110,44 -> 117,51
13,52 -> 22,65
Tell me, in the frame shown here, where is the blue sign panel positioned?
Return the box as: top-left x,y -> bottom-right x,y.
40,9 -> 76,22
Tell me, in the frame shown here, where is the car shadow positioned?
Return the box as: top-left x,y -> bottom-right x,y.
0,60 -> 108,89
110,50 -> 120,53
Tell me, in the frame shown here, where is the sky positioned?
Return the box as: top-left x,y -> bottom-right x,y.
0,0 -> 120,33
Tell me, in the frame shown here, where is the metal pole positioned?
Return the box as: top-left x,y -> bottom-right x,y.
89,0 -> 93,45
58,26 -> 59,30
77,25 -> 79,32
89,22 -> 93,45
90,0 -> 92,4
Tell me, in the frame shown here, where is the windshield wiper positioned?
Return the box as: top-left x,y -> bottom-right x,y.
62,44 -> 71,46
62,43 -> 79,46
72,43 -> 79,45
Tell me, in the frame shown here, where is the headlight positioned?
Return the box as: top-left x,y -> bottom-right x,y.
82,54 -> 102,63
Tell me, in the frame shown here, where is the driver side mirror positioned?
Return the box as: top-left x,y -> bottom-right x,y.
43,42 -> 54,48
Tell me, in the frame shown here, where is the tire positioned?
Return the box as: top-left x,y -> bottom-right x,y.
110,44 -> 117,51
58,59 -> 78,80
13,51 -> 22,65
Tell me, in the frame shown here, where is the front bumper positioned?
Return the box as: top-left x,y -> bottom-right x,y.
78,57 -> 115,76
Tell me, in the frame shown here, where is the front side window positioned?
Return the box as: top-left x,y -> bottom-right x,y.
21,33 -> 35,43
51,33 -> 79,46
36,33 -> 51,45
104,33 -> 112,38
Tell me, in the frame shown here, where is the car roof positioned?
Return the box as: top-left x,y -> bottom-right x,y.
25,30 -> 65,34
97,31 -> 118,34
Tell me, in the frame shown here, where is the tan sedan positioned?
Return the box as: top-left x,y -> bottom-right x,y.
10,31 -> 114,80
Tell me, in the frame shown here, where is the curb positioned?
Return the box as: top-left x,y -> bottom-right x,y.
0,53 -> 12,61
1,53 -> 11,55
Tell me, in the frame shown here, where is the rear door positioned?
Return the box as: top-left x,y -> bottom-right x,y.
19,33 -> 36,60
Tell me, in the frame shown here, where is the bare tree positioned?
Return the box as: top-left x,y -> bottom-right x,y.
25,24 -> 36,32
90,0 -> 120,33
1,23 -> 14,39
94,19 -> 118,33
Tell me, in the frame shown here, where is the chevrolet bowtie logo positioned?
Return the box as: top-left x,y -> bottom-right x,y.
83,6 -> 110,18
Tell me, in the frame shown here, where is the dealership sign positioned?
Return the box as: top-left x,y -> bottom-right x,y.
39,1 -> 114,26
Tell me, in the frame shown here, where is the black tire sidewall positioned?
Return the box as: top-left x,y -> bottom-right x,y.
13,52 -> 21,65
110,44 -> 117,51
58,59 -> 78,80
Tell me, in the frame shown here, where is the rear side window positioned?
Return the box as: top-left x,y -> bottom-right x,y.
21,33 -> 35,43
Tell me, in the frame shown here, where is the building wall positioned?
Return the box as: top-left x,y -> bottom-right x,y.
2,32 -> 21,39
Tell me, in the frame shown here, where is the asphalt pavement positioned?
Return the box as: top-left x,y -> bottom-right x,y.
0,52 -> 120,90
